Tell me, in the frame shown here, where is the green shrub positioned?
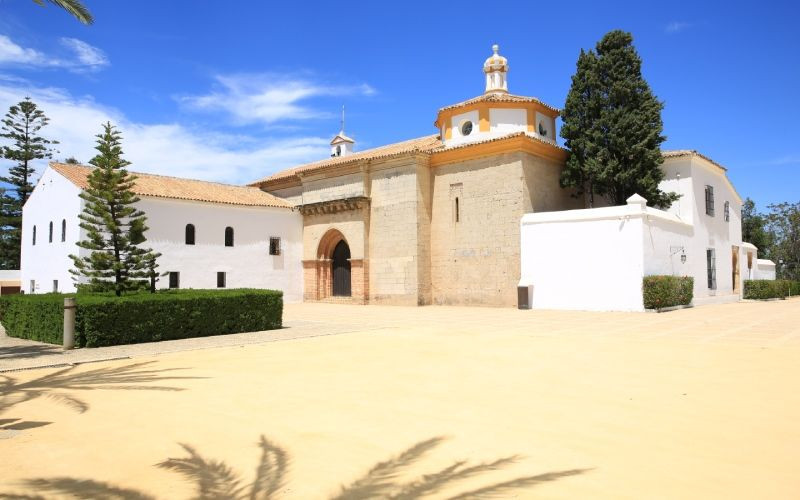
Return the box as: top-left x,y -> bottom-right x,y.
0,289 -> 283,347
743,280 -> 800,300
0,293 -> 66,344
643,275 -> 694,310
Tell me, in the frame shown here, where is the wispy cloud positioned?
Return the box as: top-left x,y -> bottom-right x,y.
665,21 -> 691,34
763,155 -> 800,166
0,78 -> 329,184
0,34 -> 108,72
178,73 -> 376,126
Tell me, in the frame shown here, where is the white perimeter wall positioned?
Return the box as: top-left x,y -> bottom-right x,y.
21,167 -> 84,294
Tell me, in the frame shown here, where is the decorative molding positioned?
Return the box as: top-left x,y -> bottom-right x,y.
298,196 -> 370,216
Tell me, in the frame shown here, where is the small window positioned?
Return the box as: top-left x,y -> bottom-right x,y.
460,121 -> 473,136
706,248 -> 717,289
705,185 -> 715,216
538,122 -> 547,136
168,272 -> 180,289
49,221 -> 53,243
335,145 -> 342,157
185,224 -> 196,245
224,226 -> 234,247
32,225 -> 36,245
455,197 -> 460,223
269,237 -> 281,256
61,219 -> 66,242
217,271 -> 226,288
53,280 -> 58,293
724,201 -> 730,222
29,280 -> 35,294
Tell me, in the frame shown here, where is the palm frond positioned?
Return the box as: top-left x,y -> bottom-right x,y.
32,0 -> 94,25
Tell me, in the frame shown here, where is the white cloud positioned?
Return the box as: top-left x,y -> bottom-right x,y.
59,38 -> 109,69
0,34 -> 108,72
665,22 -> 691,34
179,73 -> 376,125
0,79 -> 330,185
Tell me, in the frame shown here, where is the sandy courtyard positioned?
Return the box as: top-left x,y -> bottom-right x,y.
2,300 -> 800,499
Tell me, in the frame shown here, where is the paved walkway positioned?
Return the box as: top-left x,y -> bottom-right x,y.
1,299 -> 799,499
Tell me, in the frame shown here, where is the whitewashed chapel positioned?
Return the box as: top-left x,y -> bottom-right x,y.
20,46 -> 774,311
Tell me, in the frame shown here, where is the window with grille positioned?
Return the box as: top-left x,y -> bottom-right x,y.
706,248 -> 717,289
269,237 -> 281,256
168,272 -> 180,289
185,224 -> 195,245
224,227 -> 234,247
705,185 -> 715,216
724,201 -> 730,222
217,271 -> 226,288
53,280 -> 58,292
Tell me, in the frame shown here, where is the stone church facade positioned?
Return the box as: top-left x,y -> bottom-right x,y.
251,46 -> 580,307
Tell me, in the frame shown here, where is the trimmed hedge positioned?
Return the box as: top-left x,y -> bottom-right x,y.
643,275 -> 694,310
0,289 -> 283,347
743,280 -> 800,300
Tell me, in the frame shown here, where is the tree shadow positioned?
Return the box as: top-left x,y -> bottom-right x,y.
0,418 -> 52,431
330,437 -> 589,500
0,344 -> 62,361
0,361 -> 203,416
0,435 -> 589,499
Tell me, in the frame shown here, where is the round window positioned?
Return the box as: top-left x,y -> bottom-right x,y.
461,121 -> 473,136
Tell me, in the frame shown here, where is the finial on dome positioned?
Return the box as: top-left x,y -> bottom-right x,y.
484,43 -> 509,94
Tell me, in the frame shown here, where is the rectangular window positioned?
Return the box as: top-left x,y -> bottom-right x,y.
724,201 -> 730,222
455,197 -> 460,223
269,237 -> 281,256
53,280 -> 58,293
705,185 -> 715,216
168,272 -> 180,289
706,248 -> 717,289
29,280 -> 35,294
217,271 -> 226,288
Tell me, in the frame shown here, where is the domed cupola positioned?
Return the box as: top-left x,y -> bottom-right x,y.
484,44 -> 508,94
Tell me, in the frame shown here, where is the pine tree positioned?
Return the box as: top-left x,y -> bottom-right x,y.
560,30 -> 679,208
0,97 -> 58,269
70,122 -> 159,296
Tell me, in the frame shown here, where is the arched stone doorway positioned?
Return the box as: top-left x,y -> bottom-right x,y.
303,228 -> 367,303
331,240 -> 351,296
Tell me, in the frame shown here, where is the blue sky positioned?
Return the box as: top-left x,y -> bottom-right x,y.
0,0 -> 797,210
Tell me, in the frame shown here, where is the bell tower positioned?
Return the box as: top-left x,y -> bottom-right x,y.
484,44 -> 508,94
330,105 -> 354,157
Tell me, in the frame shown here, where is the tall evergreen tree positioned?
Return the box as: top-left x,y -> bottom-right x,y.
70,122 -> 159,296
560,30 -> 679,208
741,198 -> 775,258
0,97 -> 58,269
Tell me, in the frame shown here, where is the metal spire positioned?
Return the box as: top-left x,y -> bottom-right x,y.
340,105 -> 345,134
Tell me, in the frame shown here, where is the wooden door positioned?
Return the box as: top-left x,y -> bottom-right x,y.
332,240 -> 351,297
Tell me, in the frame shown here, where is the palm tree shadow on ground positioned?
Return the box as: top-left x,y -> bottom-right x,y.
0,361 -> 203,416
0,435 -> 589,499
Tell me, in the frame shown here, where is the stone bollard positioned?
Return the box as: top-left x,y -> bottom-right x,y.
63,297 -> 76,350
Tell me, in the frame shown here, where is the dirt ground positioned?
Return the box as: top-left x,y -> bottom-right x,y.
2,299 -> 799,499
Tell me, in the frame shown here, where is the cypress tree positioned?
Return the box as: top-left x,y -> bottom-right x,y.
0,97 -> 58,269
70,122 -> 159,296
560,30 -> 679,208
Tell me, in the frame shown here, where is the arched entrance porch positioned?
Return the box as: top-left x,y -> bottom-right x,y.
303,228 -> 367,303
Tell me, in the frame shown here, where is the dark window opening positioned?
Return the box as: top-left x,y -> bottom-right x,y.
48,221 -> 53,243
61,219 -> 66,242
185,224 -> 196,245
724,201 -> 730,222
706,249 -> 717,289
269,237 -> 281,256
705,185 -> 715,216
32,226 -> 36,245
53,280 -> 58,292
455,197 -> 460,223
168,272 -> 180,289
224,226 -> 234,247
217,271 -> 226,288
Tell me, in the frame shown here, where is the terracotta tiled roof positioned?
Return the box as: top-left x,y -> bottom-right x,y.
438,93 -> 561,114
250,134 -> 442,186
50,162 -> 291,208
662,150 -> 728,171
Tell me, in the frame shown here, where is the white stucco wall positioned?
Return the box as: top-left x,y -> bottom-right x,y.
139,197 -> 303,301
21,167 -> 84,294
21,166 -> 304,301
489,108 -> 526,135
450,110 -> 480,143
755,259 -> 776,280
